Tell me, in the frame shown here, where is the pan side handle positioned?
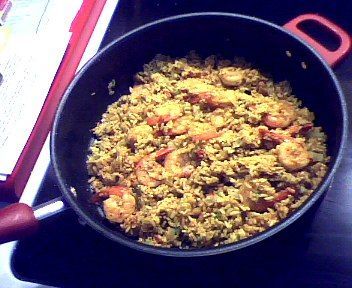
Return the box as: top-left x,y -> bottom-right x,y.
0,197 -> 66,244
284,14 -> 351,67
0,203 -> 38,244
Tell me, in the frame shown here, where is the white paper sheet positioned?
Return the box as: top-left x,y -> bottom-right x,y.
0,33 -> 71,175
4,0 -> 50,35
0,0 -> 82,177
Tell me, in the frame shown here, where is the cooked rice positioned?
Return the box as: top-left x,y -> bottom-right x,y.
87,51 -> 328,248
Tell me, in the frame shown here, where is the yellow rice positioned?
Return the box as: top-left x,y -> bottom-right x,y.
87,52 -> 328,248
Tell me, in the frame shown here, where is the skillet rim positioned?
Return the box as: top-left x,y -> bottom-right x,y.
51,12 -> 348,257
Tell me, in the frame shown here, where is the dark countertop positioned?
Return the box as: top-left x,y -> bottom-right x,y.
11,1 -> 352,287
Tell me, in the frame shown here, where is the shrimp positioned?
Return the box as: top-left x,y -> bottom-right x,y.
135,148 -> 174,187
186,92 -> 233,108
164,150 -> 194,177
188,122 -> 222,142
91,185 -> 132,203
277,141 -> 311,171
165,116 -> 192,136
240,182 -> 297,212
218,67 -> 244,87
259,127 -> 291,149
103,187 -> 136,223
262,101 -> 296,128
260,122 -> 313,150
126,124 -> 153,148
210,110 -> 226,128
287,123 -> 313,137
240,185 -> 271,213
136,157 -> 163,187
98,185 -> 133,198
146,102 -> 183,125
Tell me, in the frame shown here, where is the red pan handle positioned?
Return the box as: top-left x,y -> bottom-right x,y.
0,197 -> 66,244
284,14 -> 351,67
0,203 -> 39,244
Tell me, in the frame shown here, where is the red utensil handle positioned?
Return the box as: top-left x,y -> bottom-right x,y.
284,14 -> 351,67
0,203 -> 39,244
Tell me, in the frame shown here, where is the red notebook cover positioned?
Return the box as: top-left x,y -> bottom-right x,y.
0,0 -> 107,201
0,0 -> 8,10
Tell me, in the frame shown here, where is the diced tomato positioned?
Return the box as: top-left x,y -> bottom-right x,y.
274,187 -> 296,202
147,116 -> 162,126
259,128 -> 290,144
154,130 -> 164,137
146,115 -> 179,126
195,149 -> 206,160
192,132 -> 222,142
299,123 -> 313,135
155,147 -> 175,160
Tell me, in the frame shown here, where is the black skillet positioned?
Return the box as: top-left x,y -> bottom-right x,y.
0,13 -> 350,257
